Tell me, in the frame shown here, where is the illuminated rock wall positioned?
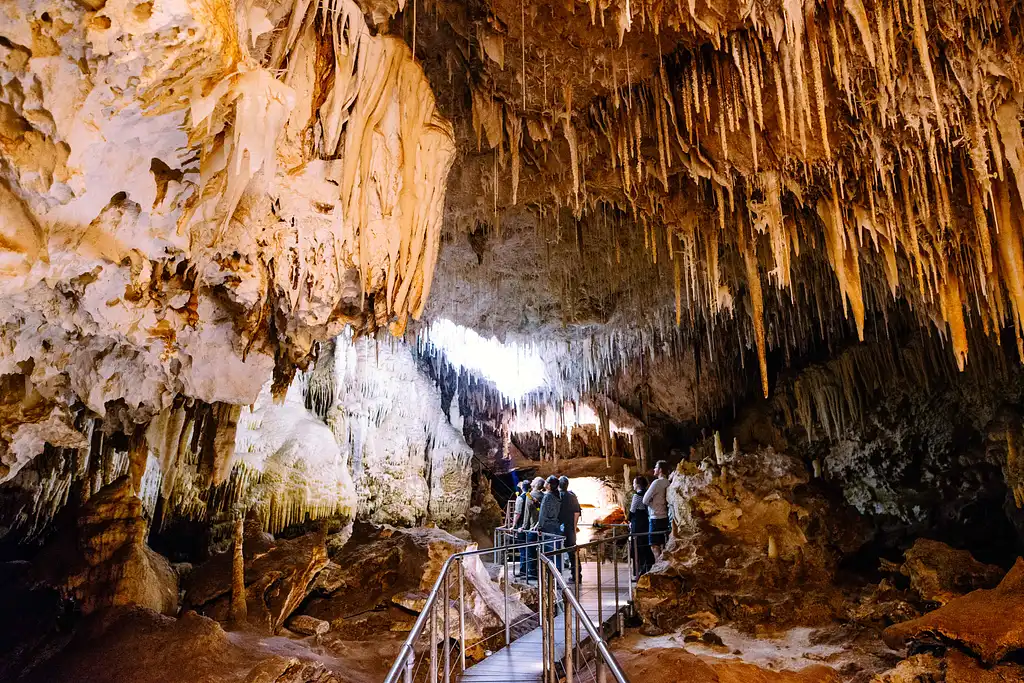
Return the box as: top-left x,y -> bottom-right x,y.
0,0 -> 454,484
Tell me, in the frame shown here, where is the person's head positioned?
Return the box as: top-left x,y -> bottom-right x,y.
558,476 -> 569,492
633,475 -> 649,493
654,460 -> 668,478
531,477 -> 545,493
519,480 -> 530,494
545,475 -> 560,493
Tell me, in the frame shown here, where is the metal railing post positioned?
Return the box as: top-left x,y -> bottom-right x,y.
430,593 -> 438,682
596,555 -> 603,640
443,569 -> 451,683
458,561 -> 466,671
574,545 -> 580,648
404,654 -> 414,683
613,537 -> 620,636
536,532 -> 542,587
564,587 -> 573,683
539,561 -> 548,683
547,567 -> 556,683
503,546 -> 511,645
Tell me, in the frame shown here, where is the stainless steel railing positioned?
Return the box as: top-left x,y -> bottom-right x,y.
536,526 -> 672,683
537,547 -> 629,683
492,525 -> 566,579
382,536 -> 555,683
384,522 -> 663,683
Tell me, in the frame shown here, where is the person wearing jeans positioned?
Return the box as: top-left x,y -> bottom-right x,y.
643,460 -> 672,561
520,477 -> 544,580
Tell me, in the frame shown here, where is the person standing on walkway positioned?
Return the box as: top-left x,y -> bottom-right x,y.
557,476 -> 581,582
643,460 -> 672,561
522,477 -> 544,579
534,475 -> 563,570
511,480 -> 530,576
628,476 -> 655,578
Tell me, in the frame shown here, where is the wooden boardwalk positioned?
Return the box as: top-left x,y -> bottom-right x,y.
459,562 -> 631,682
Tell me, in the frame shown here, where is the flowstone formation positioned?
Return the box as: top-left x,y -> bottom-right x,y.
0,0 -> 454,484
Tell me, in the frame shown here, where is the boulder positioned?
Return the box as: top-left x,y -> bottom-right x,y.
883,558 -> 1023,664
286,615 -> 330,636
895,539 -> 1004,605
32,477 -> 178,616
184,521 -> 328,633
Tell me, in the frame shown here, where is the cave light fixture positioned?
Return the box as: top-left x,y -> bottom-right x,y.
425,319 -> 548,400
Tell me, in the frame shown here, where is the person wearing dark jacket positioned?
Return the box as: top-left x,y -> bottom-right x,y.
521,477 -> 544,580
511,480 -> 530,576
557,476 -> 581,581
629,475 -> 655,578
534,475 -> 562,570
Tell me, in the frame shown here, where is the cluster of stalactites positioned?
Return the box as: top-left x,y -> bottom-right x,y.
0,399 -> 259,541
416,318 -> 751,427
774,324 -> 1016,442
150,0 -> 456,343
465,0 -> 1024,399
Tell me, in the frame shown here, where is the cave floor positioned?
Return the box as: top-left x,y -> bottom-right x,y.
461,561 -> 631,682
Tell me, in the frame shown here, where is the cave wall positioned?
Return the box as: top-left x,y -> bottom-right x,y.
717,332 -> 1024,560
0,0 -> 455,487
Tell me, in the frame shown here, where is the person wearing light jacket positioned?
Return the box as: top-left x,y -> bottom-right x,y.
643,460 -> 672,561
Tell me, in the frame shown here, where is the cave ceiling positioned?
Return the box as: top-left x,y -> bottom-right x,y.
2,0 -> 1024,484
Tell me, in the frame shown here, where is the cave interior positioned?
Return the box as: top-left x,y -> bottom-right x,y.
3,0 -> 1024,680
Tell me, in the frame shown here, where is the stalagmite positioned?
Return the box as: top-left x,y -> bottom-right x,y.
229,516 -> 247,627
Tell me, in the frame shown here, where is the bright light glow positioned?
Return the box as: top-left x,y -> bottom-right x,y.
425,319 -> 547,399
508,402 -> 635,436
568,477 -> 623,545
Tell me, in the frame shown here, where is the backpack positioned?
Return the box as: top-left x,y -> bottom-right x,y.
523,491 -> 541,528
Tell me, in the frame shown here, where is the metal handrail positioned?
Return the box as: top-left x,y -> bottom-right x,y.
538,552 -> 629,683
534,525 -> 674,683
492,525 -> 566,571
382,537 -> 557,683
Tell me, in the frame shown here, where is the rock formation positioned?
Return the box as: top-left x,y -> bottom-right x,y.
634,445 -> 868,631
31,476 -> 178,616
0,0 -> 454,488
883,558 -> 1024,665
184,515 -> 329,633
884,538 -> 1004,605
